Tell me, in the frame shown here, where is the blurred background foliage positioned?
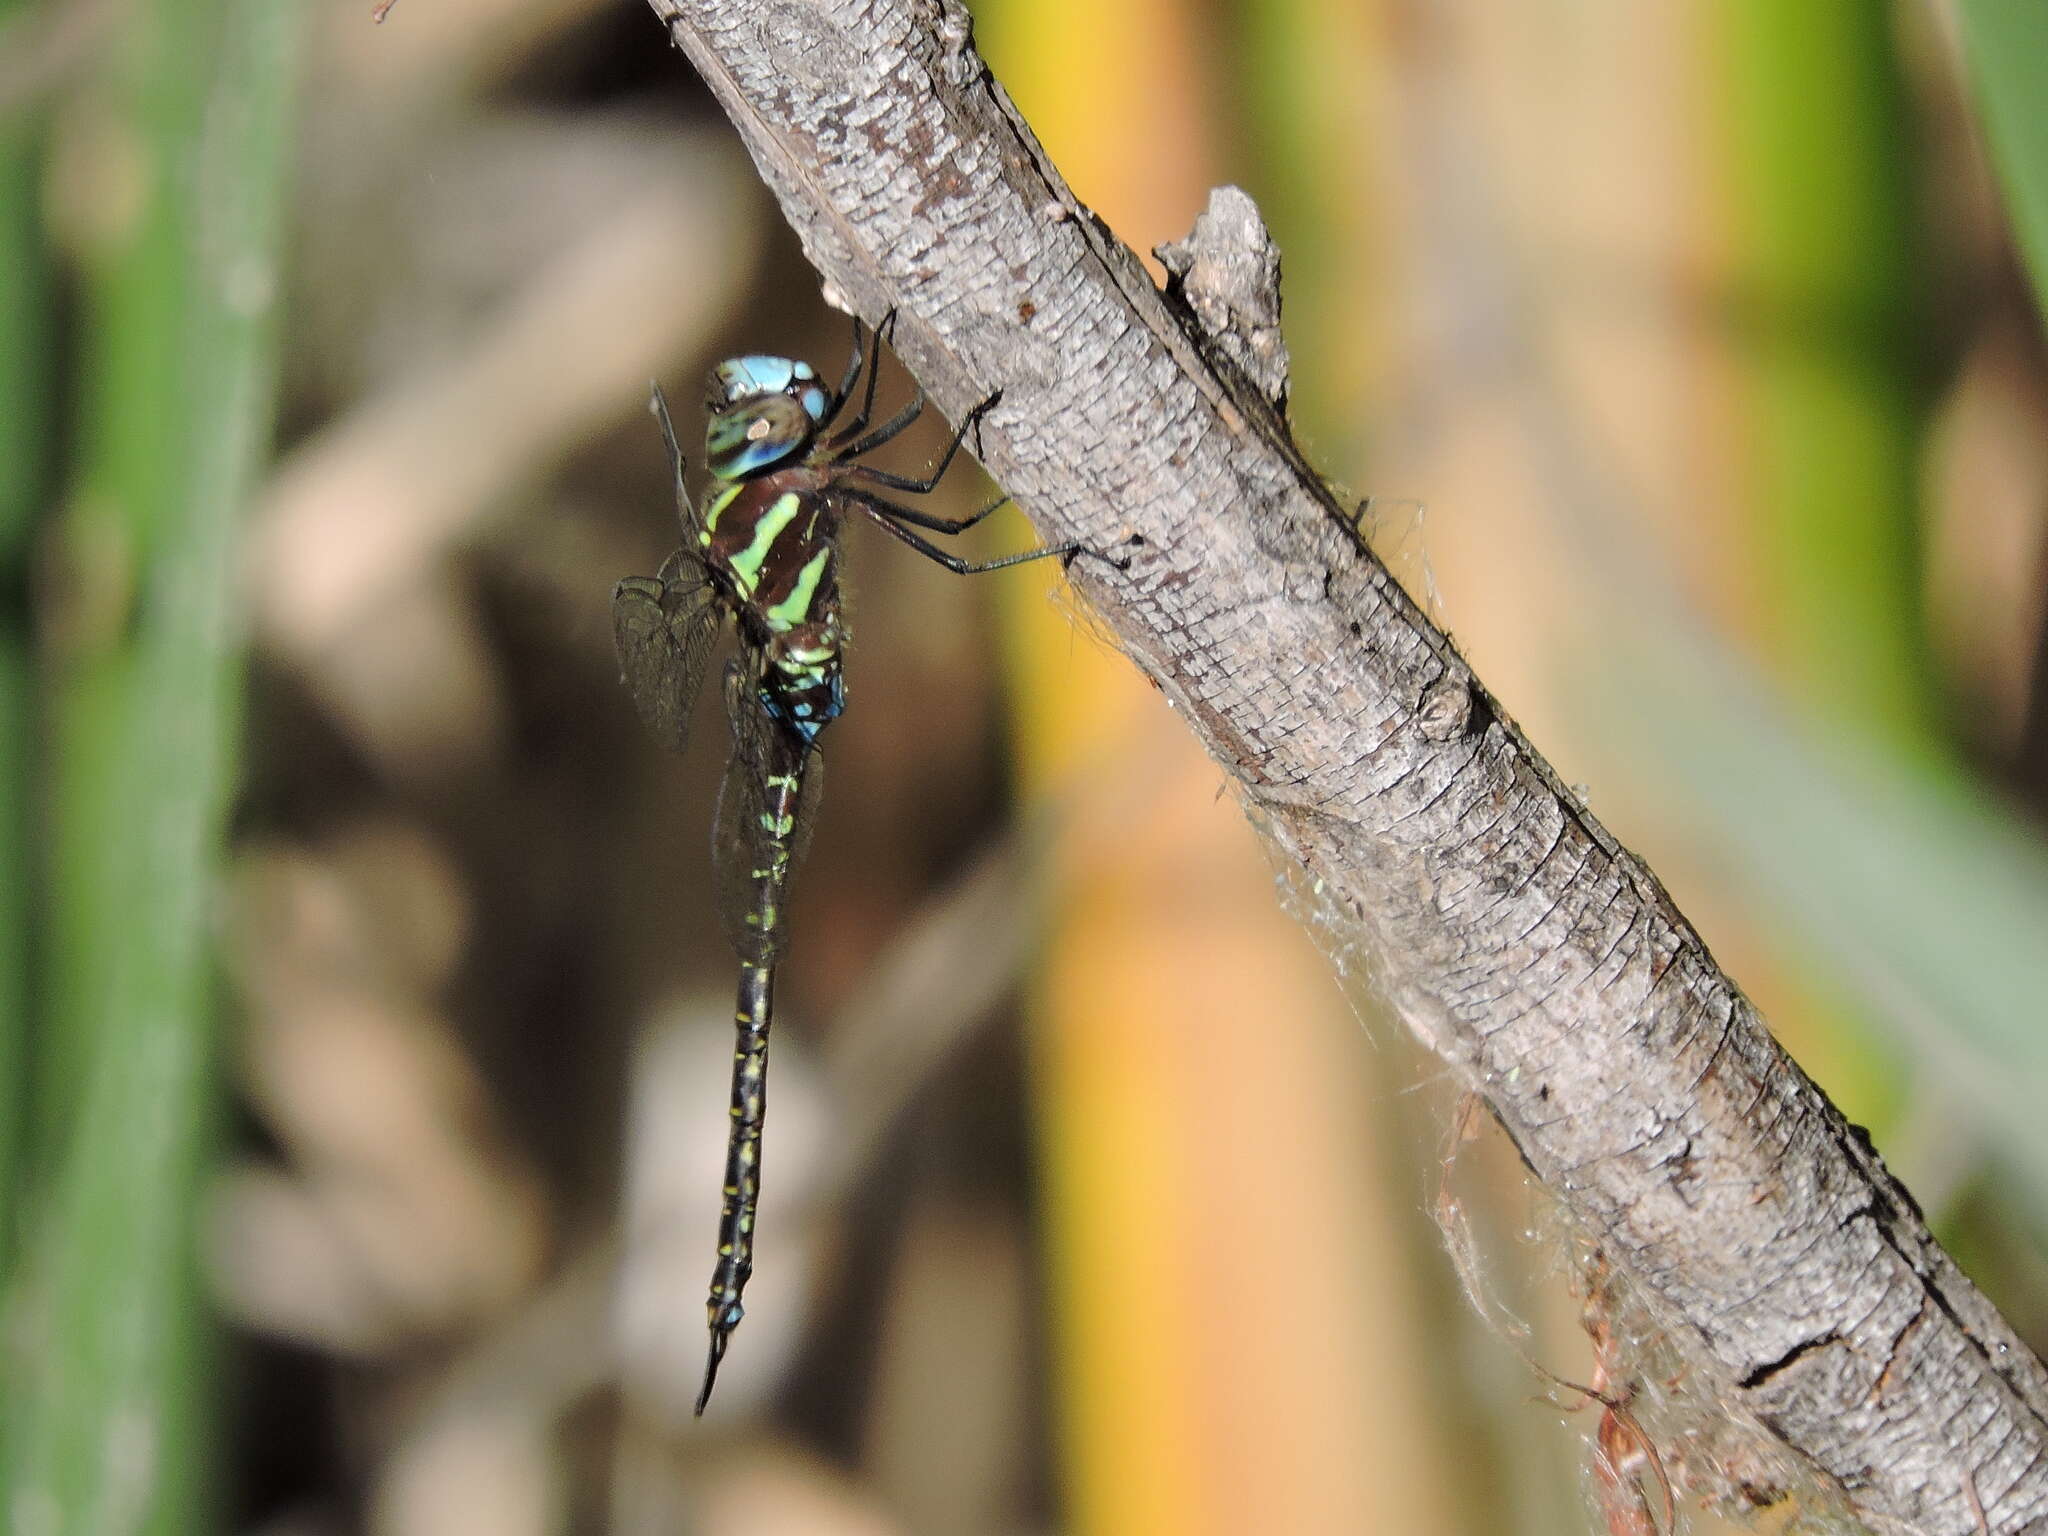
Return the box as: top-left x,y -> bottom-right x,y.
3,0 -> 2047,1532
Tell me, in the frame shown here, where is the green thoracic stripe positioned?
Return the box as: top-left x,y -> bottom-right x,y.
702,483 -> 742,545
726,491 -> 804,596
765,547 -> 832,631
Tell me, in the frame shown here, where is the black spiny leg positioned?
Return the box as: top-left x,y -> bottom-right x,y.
822,310 -> 898,445
826,316 -> 866,419
821,314 -> 883,440
853,491 -> 1013,537
843,487 -> 1084,574
832,389 -> 925,461
836,387 -> 1129,573
843,389 -> 1002,495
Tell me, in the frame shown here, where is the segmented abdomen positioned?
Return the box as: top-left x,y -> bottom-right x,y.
698,756 -> 806,1413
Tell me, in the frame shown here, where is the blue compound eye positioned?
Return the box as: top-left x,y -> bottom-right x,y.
711,355 -> 796,405
711,356 -> 830,425
706,395 -> 815,478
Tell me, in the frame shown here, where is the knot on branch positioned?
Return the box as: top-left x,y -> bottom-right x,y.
1156,185 -> 1292,416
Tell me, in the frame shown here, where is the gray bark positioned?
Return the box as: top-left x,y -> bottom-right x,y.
642,1 -> 2048,1529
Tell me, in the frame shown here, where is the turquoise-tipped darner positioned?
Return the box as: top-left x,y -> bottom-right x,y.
612,316 -> 1088,1415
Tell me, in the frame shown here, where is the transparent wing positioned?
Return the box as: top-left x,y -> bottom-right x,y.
713,654 -> 823,965
651,383 -> 709,542
612,552 -> 723,753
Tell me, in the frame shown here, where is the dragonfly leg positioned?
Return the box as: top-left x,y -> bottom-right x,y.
822,311 -> 891,440
852,487 -> 1139,572
823,309 -> 899,443
847,487 -> 1085,574
828,314 -> 866,417
844,488 -> 1012,536
830,387 -> 925,460
840,387 -> 1002,494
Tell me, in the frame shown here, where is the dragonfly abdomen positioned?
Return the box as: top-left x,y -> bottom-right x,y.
763,629 -> 843,743
699,756 -> 807,1414
700,958 -> 772,1414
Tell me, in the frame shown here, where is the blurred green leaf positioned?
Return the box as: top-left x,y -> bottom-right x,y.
1957,0 -> 2048,330
1717,0 -> 1933,752
1587,628 -> 2048,1205
5,0 -> 306,1529
0,0 -> 47,1276
1229,0 -> 1382,456
1707,0 -> 1932,1135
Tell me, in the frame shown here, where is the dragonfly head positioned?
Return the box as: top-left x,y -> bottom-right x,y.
705,355 -> 831,479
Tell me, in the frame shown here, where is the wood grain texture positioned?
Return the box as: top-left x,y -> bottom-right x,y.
643,1 -> 2048,1528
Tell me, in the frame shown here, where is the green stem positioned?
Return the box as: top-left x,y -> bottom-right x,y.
9,1 -> 306,1529
1716,0 -> 1935,751
0,0 -> 49,1278
1956,0 -> 2048,332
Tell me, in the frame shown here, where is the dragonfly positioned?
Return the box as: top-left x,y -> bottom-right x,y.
612,315 -> 1096,1415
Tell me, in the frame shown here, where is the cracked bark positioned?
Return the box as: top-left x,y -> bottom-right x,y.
641,1 -> 2048,1530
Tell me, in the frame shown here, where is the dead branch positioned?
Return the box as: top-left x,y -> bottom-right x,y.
641,2 -> 2048,1530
